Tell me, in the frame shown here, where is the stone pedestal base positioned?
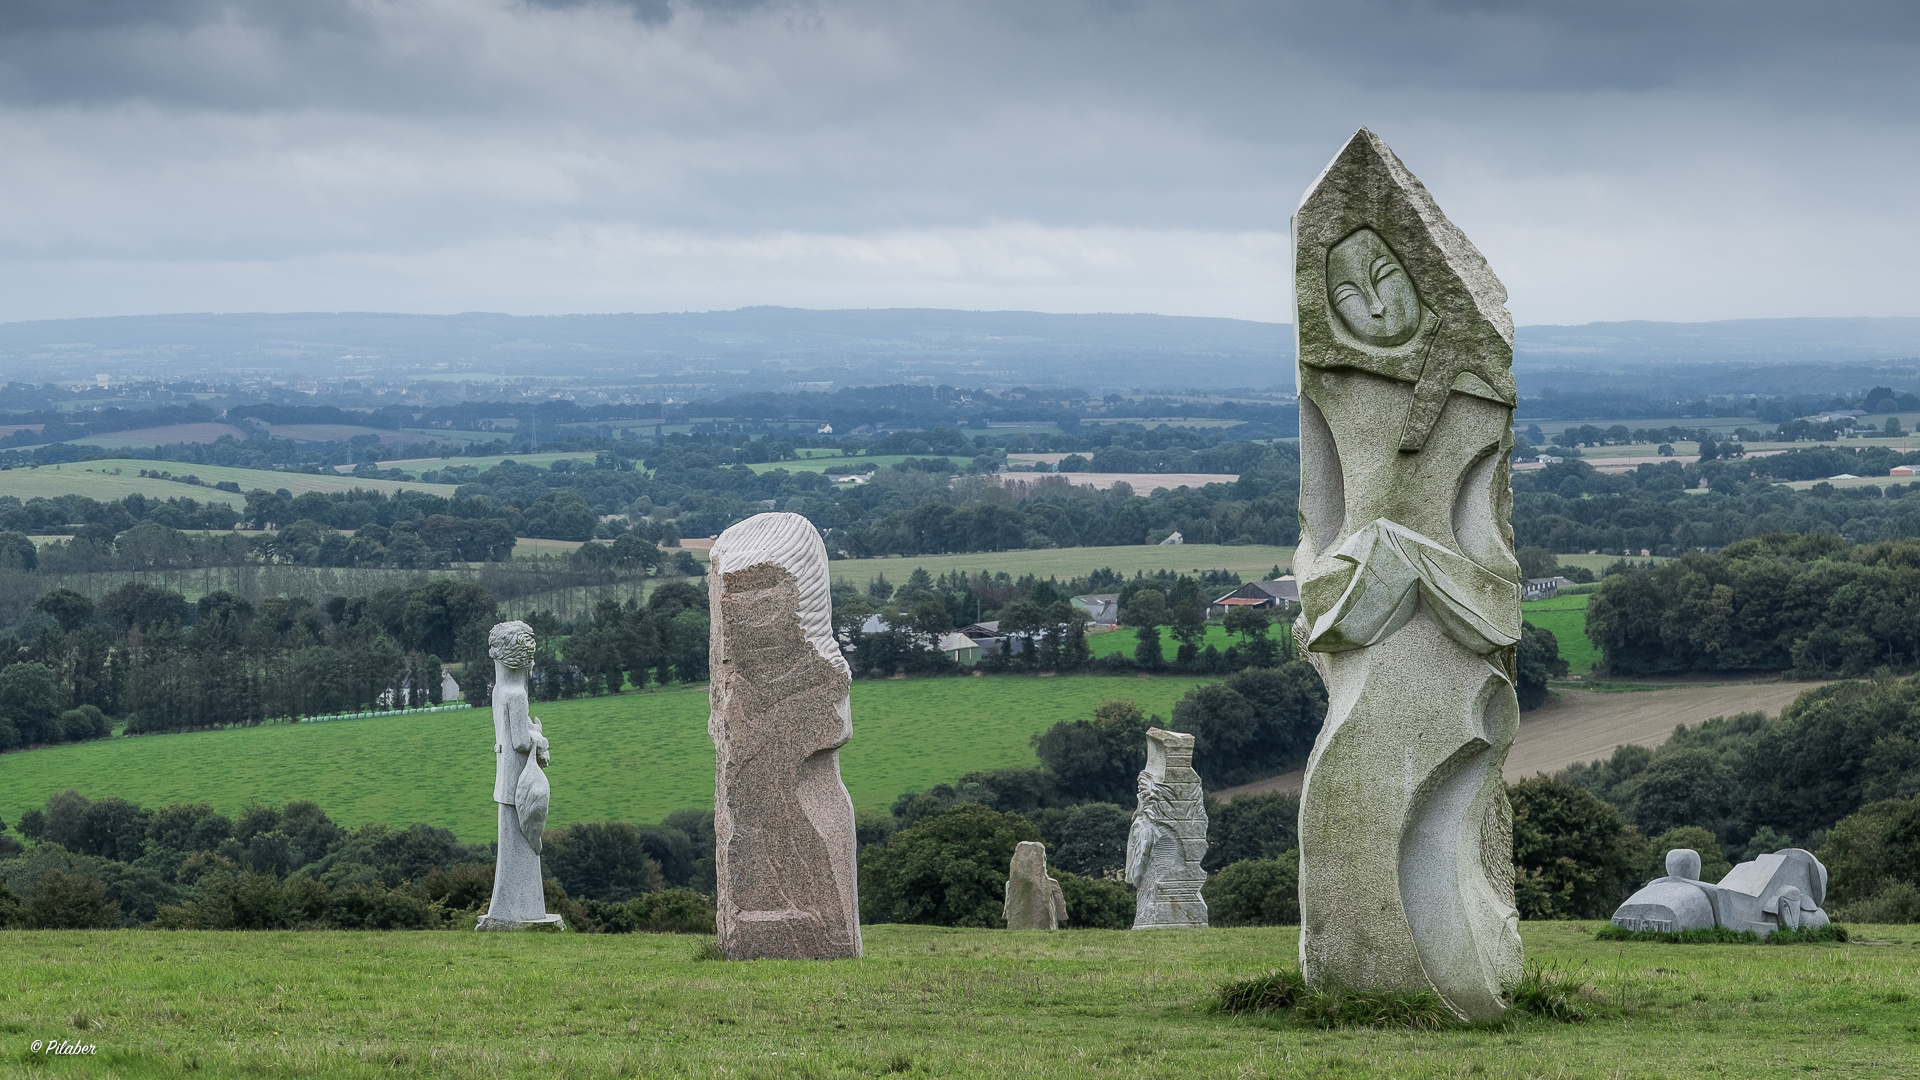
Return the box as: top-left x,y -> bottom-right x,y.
475,913 -> 566,932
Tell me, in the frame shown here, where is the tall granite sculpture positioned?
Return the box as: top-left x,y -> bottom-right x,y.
1293,129 -> 1524,1021
708,512 -> 862,960
1125,728 -> 1208,929
1613,847 -> 1831,935
477,619 -> 563,931
1004,841 -> 1068,930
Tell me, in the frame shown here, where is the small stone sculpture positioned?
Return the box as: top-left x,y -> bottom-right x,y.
1125,728 -> 1208,929
477,619 -> 563,931
1004,841 -> 1067,930
1612,848 -> 1831,935
709,512 -> 862,960
1293,128 -> 1524,1021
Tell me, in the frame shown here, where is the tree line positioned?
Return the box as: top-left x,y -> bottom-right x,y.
0,792 -> 712,933
1513,454 -> 1920,557
1585,533 -> 1920,677
0,569 -> 742,748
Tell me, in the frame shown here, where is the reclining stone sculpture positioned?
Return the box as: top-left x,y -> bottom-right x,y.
1612,847 -> 1831,935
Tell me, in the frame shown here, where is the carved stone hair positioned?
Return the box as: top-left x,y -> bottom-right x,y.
1135,776 -> 1176,828
489,620 -> 536,670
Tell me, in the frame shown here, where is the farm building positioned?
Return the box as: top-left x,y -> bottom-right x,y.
1523,576 -> 1576,601
847,616 -> 980,665
1207,577 -> 1299,619
1071,593 -> 1120,626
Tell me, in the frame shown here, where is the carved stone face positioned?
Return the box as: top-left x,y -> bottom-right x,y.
1326,228 -> 1421,347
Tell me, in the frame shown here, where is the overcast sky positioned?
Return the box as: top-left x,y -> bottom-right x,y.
0,0 -> 1915,326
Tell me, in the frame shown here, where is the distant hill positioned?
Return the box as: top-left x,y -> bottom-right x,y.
0,308 -> 1292,394
2,309 -> 1918,396
1513,317 -> 1920,399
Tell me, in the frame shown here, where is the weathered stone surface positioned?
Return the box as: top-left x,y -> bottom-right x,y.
1293,128 -> 1523,1021
709,512 -> 862,960
1126,728 -> 1208,929
1004,841 -> 1067,930
477,619 -> 564,932
1612,847 -> 1832,935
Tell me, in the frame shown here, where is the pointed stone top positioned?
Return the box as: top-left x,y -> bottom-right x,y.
1294,129 -> 1515,450
1298,129 -> 1510,343
1144,727 -> 1195,775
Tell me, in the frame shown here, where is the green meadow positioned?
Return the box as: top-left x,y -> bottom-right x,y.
744,454 -> 928,474
1523,592 -> 1601,672
0,676 -> 1208,840
0,459 -> 458,507
2,922 -> 1914,1078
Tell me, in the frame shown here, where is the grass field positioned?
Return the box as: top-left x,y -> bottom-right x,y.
1523,593 -> 1600,672
828,545 -> 1296,587
0,676 -> 1210,840
743,455 -> 927,474
2,923 -> 1913,1079
0,459 -> 459,507
366,451 -> 601,475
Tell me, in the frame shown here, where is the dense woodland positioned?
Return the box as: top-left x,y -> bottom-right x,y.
1584,534 -> 1920,676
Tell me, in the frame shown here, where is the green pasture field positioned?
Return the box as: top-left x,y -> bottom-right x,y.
0,459 -> 458,507
743,455 -> 926,474
827,544 -> 1296,587
3,922 -> 1914,1079
370,451 -> 601,475
1784,474 -> 1912,491
0,676 -> 1208,841
399,428 -> 511,443
1523,592 -> 1600,672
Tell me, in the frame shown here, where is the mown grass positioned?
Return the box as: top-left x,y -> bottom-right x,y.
826,544 -> 1297,588
1523,591 -> 1599,672
0,675 -> 1209,841
0,459 -> 459,508
2,921 -> 1914,1078
742,454 -> 928,474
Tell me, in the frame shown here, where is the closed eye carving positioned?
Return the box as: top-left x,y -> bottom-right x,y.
1327,227 -> 1422,348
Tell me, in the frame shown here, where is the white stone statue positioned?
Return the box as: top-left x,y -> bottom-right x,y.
1125,728 -> 1208,929
477,619 -> 562,931
1613,847 -> 1831,935
709,512 -> 862,960
1004,841 -> 1067,930
1292,129 -> 1524,1021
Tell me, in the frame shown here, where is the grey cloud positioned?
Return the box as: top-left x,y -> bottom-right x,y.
0,0 -> 1914,322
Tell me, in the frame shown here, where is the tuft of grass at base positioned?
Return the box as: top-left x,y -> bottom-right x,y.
1209,967 -> 1455,1030
1214,960 -> 1599,1028
1594,922 -> 1850,945
1507,961 -> 1594,1022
